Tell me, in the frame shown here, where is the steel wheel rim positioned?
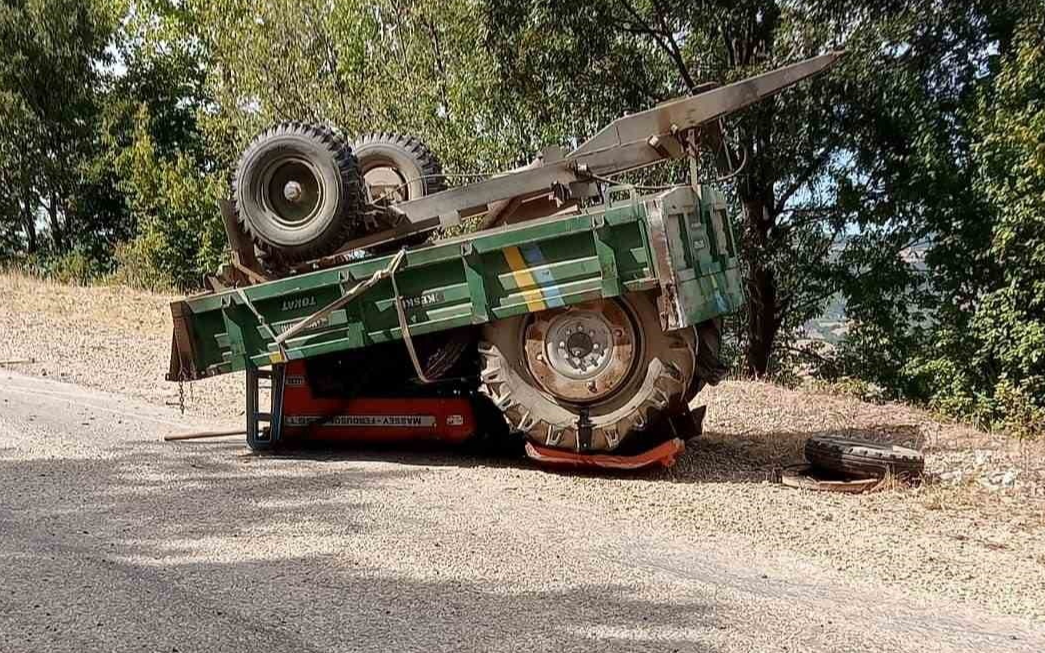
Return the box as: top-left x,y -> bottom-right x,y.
260,157 -> 324,229
362,164 -> 409,203
524,300 -> 639,403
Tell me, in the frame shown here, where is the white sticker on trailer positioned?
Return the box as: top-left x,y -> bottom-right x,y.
284,415 -> 437,428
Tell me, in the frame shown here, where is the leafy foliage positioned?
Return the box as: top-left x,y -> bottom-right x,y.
825,6 -> 1045,435
115,106 -> 225,289
0,0 -> 122,257
484,1 -> 1013,377
0,0 -> 1042,435
194,0 -> 520,173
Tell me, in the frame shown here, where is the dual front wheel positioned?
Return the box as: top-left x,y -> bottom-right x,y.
233,123 -> 444,262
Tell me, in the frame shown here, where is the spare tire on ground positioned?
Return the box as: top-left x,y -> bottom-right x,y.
233,122 -> 364,263
805,435 -> 925,480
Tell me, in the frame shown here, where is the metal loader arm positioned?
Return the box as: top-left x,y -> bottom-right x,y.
392,52 -> 843,228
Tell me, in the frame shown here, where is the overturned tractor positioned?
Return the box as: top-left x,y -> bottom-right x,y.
169,53 -> 842,470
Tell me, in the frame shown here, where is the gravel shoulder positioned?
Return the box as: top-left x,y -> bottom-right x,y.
3,371 -> 1044,652
1,272 -> 1044,626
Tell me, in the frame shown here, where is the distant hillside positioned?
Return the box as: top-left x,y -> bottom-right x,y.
801,240 -> 929,346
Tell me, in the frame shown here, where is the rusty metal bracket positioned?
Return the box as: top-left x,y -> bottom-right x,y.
219,199 -> 269,286
645,191 -> 686,331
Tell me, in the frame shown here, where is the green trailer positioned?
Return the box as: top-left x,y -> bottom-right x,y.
167,53 -> 840,467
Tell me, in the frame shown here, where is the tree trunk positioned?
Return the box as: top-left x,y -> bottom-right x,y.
23,215 -> 36,254
741,197 -> 782,377
22,170 -> 36,254
745,259 -> 779,376
48,190 -> 63,252
718,4 -> 782,377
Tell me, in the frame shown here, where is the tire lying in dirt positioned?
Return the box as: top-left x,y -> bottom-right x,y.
805,435 -> 925,480
478,292 -> 695,453
233,122 -> 364,263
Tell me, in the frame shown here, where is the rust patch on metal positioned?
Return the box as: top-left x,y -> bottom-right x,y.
524,301 -> 637,403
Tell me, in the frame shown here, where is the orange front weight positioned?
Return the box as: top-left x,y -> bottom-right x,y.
524,438 -> 685,471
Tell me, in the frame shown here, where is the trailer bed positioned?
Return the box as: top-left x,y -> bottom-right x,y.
169,185 -> 742,382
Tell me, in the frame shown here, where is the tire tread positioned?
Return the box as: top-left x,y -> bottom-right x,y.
233,122 -> 364,263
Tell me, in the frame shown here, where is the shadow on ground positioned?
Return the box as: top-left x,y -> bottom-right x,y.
663,423 -> 926,484
0,445 -> 721,653
204,419 -> 929,486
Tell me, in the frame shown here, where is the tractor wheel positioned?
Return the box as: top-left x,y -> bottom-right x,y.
684,318 -> 728,403
233,122 -> 364,263
478,293 -> 695,453
351,132 -> 446,252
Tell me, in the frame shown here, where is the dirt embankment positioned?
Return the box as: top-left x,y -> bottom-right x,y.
2,271 -> 1044,620
0,272 -> 240,420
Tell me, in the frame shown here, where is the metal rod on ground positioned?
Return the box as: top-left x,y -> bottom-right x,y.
164,429 -> 245,442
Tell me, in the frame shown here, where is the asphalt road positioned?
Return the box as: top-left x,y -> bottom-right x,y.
1,371 -> 1043,653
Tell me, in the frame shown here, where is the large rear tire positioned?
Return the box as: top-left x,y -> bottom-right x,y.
233,122 -> 364,263
478,293 -> 695,453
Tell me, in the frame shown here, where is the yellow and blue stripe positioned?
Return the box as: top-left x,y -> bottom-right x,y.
504,243 -> 566,312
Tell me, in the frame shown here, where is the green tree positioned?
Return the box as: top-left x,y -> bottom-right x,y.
192,0 -> 517,172
485,0 -> 1011,376
102,0 -> 222,289
822,4 -> 1044,435
971,11 -> 1045,423
0,0 -> 120,255
907,9 -> 1045,433
115,106 -> 225,289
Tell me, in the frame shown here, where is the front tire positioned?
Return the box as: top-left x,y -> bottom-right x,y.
233,122 -> 364,263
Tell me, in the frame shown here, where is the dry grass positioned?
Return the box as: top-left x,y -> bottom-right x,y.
695,378 -> 1045,495
0,271 -> 240,420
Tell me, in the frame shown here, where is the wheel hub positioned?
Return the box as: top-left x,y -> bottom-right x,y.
524,301 -> 637,403
363,165 -> 409,203
283,180 -> 304,203
262,158 -> 323,227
